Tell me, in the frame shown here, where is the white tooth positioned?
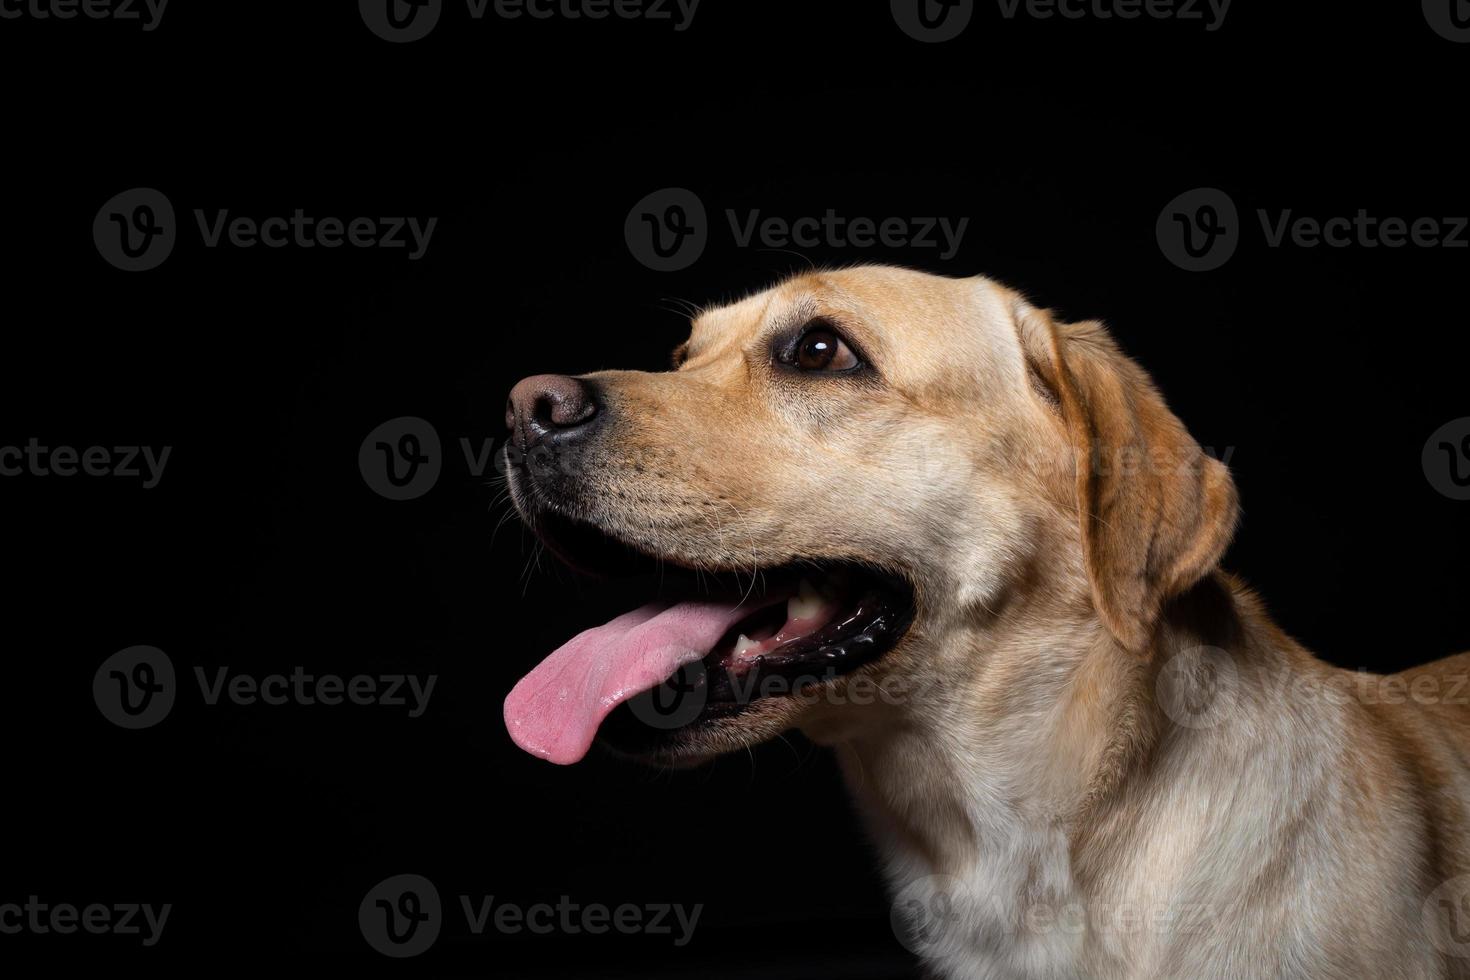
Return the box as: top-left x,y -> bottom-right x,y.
787,578 -> 824,621
734,634 -> 761,656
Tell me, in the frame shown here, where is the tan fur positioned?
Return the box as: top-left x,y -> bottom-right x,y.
559,266 -> 1470,978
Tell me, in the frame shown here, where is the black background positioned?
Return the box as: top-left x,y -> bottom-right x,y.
2,0 -> 1467,975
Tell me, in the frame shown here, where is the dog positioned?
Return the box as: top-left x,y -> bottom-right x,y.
501,265 -> 1470,978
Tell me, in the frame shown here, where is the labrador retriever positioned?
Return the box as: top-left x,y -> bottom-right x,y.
502,265 -> 1470,979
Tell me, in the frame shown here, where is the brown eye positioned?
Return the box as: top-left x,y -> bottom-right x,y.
793,328 -> 860,372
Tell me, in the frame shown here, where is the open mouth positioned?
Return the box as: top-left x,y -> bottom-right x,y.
502,510 -> 916,764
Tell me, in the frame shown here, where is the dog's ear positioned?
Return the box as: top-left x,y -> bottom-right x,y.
1014,303 -> 1239,653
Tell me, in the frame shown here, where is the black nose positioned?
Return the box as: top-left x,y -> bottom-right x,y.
506,374 -> 599,452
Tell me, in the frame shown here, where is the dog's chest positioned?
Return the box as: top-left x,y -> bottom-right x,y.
880,819 -> 1116,980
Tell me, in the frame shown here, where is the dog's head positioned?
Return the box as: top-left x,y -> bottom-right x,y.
502,266 -> 1237,765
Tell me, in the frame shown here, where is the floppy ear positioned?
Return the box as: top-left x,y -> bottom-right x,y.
1014,303 -> 1239,653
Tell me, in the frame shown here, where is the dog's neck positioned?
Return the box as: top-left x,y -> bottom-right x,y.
826,598 -> 1152,879
813,574 -> 1333,976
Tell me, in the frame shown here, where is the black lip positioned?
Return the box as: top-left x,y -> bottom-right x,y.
701,586 -> 912,709
512,506 -> 916,756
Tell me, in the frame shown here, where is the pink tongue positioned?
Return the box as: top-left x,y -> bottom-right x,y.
503,596 -> 779,765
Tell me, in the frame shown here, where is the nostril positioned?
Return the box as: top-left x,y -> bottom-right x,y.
531,394 -> 559,429
504,398 -> 516,431
507,374 -> 599,449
